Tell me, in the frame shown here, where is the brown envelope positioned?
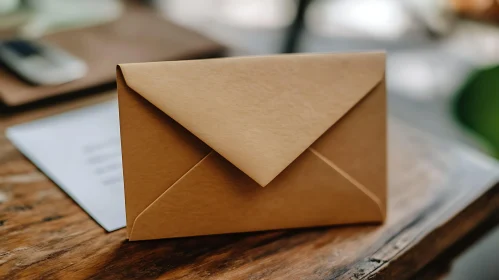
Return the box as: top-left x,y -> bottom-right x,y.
117,52 -> 387,241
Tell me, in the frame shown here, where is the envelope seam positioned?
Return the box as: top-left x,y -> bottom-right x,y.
129,151 -> 214,240
308,148 -> 385,220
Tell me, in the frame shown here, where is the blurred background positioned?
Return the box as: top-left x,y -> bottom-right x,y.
0,0 -> 498,278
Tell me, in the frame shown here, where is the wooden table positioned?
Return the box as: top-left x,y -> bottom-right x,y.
0,92 -> 498,279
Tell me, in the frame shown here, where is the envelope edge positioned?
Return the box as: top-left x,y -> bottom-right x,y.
118,52 -> 386,187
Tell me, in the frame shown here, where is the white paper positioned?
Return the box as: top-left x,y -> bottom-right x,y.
6,100 -> 125,231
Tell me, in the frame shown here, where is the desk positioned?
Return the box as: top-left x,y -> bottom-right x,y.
0,92 -> 498,279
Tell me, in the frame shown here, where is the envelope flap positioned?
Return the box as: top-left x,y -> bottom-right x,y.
119,52 -> 385,186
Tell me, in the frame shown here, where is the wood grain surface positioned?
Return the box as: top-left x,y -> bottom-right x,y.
0,93 -> 498,279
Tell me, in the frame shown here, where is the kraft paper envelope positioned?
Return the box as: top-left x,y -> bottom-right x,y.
117,52 -> 387,241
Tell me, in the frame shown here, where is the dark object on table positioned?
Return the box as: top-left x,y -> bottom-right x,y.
454,65 -> 499,158
0,39 -> 87,86
451,0 -> 499,22
282,0 -> 312,53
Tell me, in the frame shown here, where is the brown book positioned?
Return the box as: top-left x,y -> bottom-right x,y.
0,5 -> 225,107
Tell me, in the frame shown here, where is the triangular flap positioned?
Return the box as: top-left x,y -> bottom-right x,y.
119,52 -> 385,186
129,150 -> 384,240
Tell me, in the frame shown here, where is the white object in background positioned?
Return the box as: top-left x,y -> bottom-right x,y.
153,0 -> 215,29
387,51 -> 472,100
306,0 -> 417,39
219,0 -> 296,29
20,0 -> 123,38
6,100 -> 125,232
440,20 -> 499,66
0,39 -> 87,85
